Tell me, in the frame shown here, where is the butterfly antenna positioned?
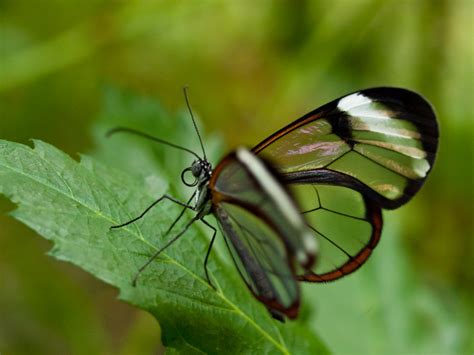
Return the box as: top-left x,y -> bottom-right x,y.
183,86 -> 207,160
106,127 -> 201,160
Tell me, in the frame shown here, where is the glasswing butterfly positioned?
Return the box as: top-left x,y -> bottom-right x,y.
108,87 -> 438,321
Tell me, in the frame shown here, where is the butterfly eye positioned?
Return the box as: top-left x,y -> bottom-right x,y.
181,167 -> 199,187
191,161 -> 203,176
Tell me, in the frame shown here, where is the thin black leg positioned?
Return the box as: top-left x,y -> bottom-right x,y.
132,216 -> 199,286
111,194 -> 194,230
201,218 -> 217,290
163,192 -> 196,236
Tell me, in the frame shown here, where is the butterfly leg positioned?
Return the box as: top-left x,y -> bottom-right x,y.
110,194 -> 194,230
162,192 -> 196,237
201,218 -> 217,290
132,216 -> 199,286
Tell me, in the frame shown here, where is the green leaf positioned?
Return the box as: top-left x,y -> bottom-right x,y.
0,90 -> 328,354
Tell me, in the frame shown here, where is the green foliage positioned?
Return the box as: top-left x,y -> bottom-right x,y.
306,218 -> 472,354
0,91 -> 328,354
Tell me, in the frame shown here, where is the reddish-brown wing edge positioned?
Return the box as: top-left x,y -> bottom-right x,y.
252,107 -> 327,154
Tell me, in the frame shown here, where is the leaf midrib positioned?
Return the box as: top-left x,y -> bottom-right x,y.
0,145 -> 290,355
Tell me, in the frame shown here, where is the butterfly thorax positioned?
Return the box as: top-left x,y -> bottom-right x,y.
181,159 -> 213,216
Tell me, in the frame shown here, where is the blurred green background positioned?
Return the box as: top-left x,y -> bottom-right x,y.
0,0 -> 472,354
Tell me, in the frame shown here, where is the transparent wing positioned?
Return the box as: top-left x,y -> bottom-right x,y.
291,184 -> 382,282
211,149 -> 317,268
253,87 -> 439,209
210,148 -> 317,319
215,203 -> 299,320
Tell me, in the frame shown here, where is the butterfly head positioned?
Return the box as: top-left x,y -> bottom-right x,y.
181,159 -> 212,187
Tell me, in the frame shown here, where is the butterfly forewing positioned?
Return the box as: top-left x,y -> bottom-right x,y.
210,148 -> 317,318
253,87 -> 439,209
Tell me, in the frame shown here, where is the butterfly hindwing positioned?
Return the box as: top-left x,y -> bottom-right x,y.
210,148 -> 317,319
291,183 -> 382,282
215,204 -> 298,320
